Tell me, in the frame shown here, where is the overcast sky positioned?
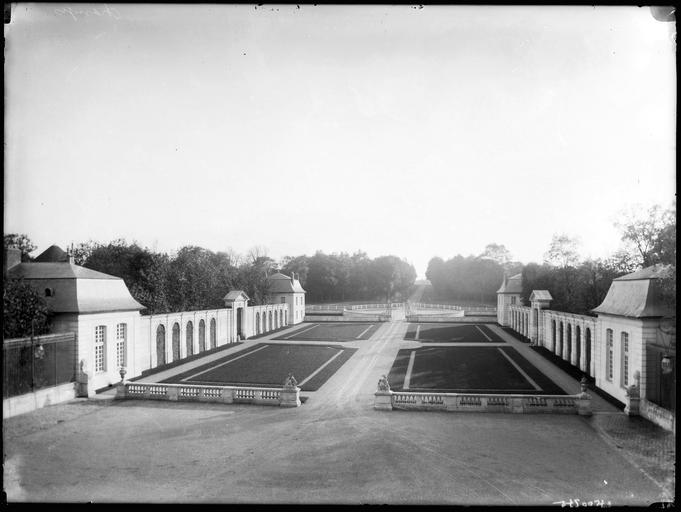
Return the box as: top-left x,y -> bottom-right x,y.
4,4 -> 676,277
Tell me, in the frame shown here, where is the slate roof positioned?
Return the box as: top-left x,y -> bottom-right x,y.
34,245 -> 69,263
8,263 -> 119,280
268,272 -> 306,294
592,264 -> 674,318
7,262 -> 144,313
613,264 -> 672,281
529,290 -> 552,301
224,290 -> 250,302
497,273 -> 523,294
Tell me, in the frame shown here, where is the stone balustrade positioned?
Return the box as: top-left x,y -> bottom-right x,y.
116,381 -> 300,407
377,390 -> 591,415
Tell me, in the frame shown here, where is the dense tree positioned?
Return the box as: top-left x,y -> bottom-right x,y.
3,279 -> 50,338
239,248 -> 277,305
426,249 -> 506,305
4,234 -> 37,262
82,240 -> 171,313
281,255 -> 310,287
480,243 -> 512,267
615,203 -> 675,267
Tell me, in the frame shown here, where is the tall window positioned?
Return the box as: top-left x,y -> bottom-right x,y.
606,329 -> 613,381
621,332 -> 629,387
280,296 -> 286,304
511,296 -> 516,305
116,323 -> 127,368
95,325 -> 106,373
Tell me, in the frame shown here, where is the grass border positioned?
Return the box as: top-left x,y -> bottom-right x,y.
159,343 -> 357,392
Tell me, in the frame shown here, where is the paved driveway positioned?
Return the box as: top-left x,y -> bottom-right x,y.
3,321 -> 671,505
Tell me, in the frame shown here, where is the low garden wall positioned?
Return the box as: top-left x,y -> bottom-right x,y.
303,314 -> 389,322
406,315 -> 496,323
640,399 -> 676,433
3,381 -> 77,419
375,390 -> 591,415
116,381 -> 301,407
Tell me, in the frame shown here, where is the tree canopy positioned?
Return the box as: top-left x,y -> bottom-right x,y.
282,251 -> 416,303
3,278 -> 50,338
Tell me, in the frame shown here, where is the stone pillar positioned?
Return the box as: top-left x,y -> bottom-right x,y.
624,371 -> 641,416
576,377 -> 592,416
280,373 -> 301,408
529,291 -> 552,346
114,366 -> 128,400
76,359 -> 94,398
374,375 -> 393,411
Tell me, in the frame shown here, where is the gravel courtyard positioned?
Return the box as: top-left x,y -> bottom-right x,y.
3,322 -> 674,505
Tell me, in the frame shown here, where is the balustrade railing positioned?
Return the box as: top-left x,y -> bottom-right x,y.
383,391 -> 589,415
119,382 -> 295,407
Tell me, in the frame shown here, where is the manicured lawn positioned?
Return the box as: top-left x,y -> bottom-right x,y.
161,343 -> 357,392
387,346 -> 565,394
273,322 -> 381,342
404,323 -> 505,343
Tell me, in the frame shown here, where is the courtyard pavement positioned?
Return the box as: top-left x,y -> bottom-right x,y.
3,320 -> 675,505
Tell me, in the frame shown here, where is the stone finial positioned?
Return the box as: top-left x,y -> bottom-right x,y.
377,375 -> 390,392
283,373 -> 298,389
119,366 -> 127,383
580,375 -> 588,393
626,370 -> 641,398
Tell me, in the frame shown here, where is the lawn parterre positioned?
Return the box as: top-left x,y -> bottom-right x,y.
273,322 -> 381,342
387,346 -> 566,394
161,343 -> 357,392
403,323 -> 505,343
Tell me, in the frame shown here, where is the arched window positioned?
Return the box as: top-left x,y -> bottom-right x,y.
606,329 -> 614,381
566,324 -> 572,363
285,310 -> 288,325
186,321 -> 194,356
558,322 -> 564,356
585,327 -> 592,376
262,312 -> 266,333
575,326 -> 582,370
279,310 -> 283,328
268,311 -> 273,331
210,318 -> 216,349
255,312 -> 260,335
172,323 -> 181,361
199,320 -> 206,352
156,324 -> 166,366
551,320 -> 556,351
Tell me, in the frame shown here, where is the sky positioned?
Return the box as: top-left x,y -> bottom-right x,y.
4,4 -> 676,278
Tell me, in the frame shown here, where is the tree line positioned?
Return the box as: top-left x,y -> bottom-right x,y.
427,202 -> 676,315
3,236 -> 417,337
280,251 -> 417,303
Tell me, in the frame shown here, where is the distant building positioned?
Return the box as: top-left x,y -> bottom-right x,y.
267,272 -> 306,324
